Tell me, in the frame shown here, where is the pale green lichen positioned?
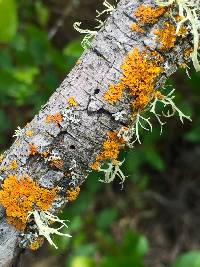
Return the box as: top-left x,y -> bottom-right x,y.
156,0 -> 200,71
27,210 -> 71,249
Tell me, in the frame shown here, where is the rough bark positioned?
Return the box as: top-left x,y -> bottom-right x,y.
0,0 -> 192,266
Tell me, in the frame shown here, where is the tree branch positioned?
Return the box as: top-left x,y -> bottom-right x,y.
0,0 -> 194,266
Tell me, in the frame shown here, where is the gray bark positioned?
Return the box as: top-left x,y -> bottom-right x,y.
0,0 -> 192,266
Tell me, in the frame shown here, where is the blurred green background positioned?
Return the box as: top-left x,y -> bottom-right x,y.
1,1 -> 200,267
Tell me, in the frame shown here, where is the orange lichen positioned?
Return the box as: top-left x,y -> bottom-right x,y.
29,143 -> 38,156
177,26 -> 188,37
66,187 -> 80,202
90,161 -> 100,171
154,90 -> 164,100
26,129 -> 34,137
0,154 -> 4,163
130,22 -> 145,33
67,96 -> 79,107
154,23 -> 177,50
45,113 -> 63,124
41,151 -> 50,157
133,93 -> 150,110
29,237 -> 44,251
9,160 -> 18,170
104,48 -> 163,111
91,131 -> 125,170
0,166 -> 7,172
184,47 -> 193,59
0,175 -> 58,230
104,84 -> 124,104
50,159 -> 64,169
135,4 -> 166,25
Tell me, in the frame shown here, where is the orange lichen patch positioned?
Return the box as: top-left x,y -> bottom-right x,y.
7,216 -> 26,231
154,23 -> 177,50
50,159 -> 64,169
184,47 -> 193,59
135,4 -> 166,25
104,48 -> 163,110
179,63 -> 188,69
67,96 -> 79,107
91,131 -> 125,170
90,161 -> 100,171
133,93 -> 150,110
45,113 -> 63,124
66,187 -> 80,202
0,166 -> 7,172
154,90 -> 164,100
26,129 -> 34,137
130,22 -> 145,33
41,151 -> 50,158
29,143 -> 38,156
29,237 -> 44,250
76,60 -> 81,65
9,160 -> 18,170
0,175 -> 58,230
177,26 -> 188,37
175,15 -> 185,22
104,84 -> 124,104
0,154 -> 4,163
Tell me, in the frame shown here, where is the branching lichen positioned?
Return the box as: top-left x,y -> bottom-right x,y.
156,0 -> 200,71
27,210 -> 71,249
74,0 -> 117,48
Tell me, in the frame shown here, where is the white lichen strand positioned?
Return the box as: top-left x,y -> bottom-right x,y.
74,0 -> 117,48
134,113 -> 153,144
73,22 -> 98,49
27,210 -> 71,249
13,126 -> 24,138
150,89 -> 192,123
96,0 -> 116,18
156,0 -> 200,71
98,160 -> 126,186
117,89 -> 191,147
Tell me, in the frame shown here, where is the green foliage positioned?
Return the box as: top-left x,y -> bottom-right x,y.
100,231 -> 148,267
173,251 -> 200,267
0,0 -> 17,42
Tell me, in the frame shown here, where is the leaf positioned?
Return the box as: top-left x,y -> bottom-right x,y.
144,146 -> 165,171
35,1 -> 49,27
63,40 -> 84,58
69,256 -> 95,267
173,251 -> 200,267
185,124 -> 200,143
0,0 -> 18,43
96,208 -> 118,229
